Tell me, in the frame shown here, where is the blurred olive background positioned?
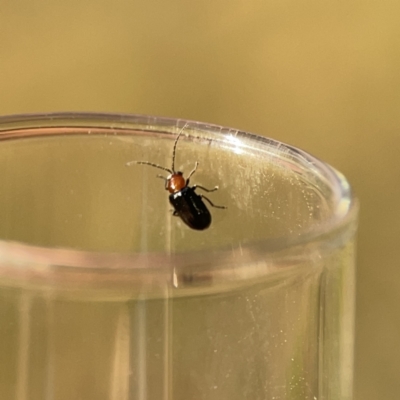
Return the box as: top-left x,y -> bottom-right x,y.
1,1 -> 399,399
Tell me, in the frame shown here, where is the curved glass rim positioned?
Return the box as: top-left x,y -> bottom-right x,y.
0,112 -> 358,275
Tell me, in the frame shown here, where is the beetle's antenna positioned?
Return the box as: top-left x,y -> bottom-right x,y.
126,161 -> 172,174
172,122 -> 188,172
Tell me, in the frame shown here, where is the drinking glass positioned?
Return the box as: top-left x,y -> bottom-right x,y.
0,113 -> 358,400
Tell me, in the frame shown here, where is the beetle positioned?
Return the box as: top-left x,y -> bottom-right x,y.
127,124 -> 226,230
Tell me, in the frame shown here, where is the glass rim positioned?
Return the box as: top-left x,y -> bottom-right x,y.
0,112 -> 358,280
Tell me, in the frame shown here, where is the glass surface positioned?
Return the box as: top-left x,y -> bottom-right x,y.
0,113 -> 358,400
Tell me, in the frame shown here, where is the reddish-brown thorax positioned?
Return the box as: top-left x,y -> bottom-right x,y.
166,173 -> 186,193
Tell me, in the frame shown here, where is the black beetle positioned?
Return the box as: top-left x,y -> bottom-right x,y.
127,124 -> 226,230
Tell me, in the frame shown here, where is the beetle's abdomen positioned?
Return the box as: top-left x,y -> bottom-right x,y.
169,187 -> 211,230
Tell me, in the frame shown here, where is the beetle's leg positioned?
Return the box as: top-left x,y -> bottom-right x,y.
200,195 -> 227,209
172,210 -> 179,216
157,175 -> 169,190
193,184 -> 219,193
186,161 -> 199,185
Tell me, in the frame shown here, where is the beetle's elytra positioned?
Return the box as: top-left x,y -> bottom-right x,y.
127,124 -> 226,230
